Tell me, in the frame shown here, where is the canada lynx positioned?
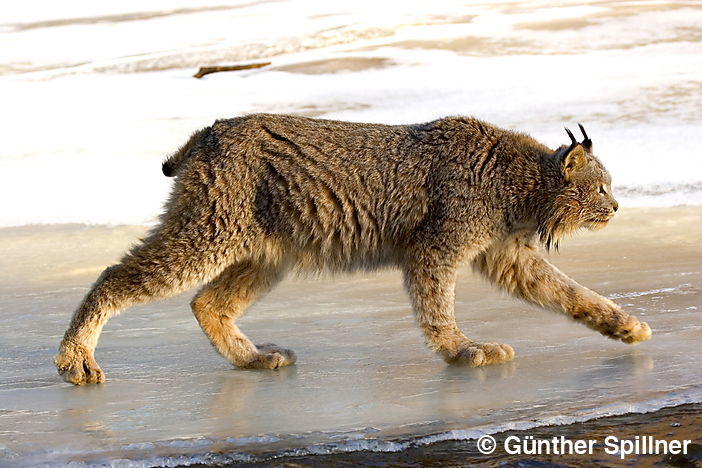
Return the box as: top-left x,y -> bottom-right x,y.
55,114 -> 651,385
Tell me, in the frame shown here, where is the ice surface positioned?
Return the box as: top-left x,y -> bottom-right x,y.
0,210 -> 700,466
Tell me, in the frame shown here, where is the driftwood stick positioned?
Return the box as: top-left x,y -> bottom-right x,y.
193,62 -> 271,79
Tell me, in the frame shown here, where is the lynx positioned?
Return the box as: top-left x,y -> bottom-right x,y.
55,114 -> 651,385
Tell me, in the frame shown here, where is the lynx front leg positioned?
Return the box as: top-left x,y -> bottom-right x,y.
191,261 -> 296,369
473,237 -> 651,343
403,250 -> 514,367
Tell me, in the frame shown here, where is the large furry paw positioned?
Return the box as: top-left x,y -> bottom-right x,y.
577,301 -> 652,344
54,341 -> 105,385
610,316 -> 652,344
240,343 -> 297,369
444,342 -> 515,367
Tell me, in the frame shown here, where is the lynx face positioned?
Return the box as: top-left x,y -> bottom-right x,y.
564,150 -> 619,231
539,125 -> 619,249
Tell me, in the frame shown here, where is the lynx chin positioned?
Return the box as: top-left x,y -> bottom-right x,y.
55,114 -> 651,385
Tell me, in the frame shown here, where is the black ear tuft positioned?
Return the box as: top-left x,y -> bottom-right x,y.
564,127 -> 577,147
578,123 -> 593,152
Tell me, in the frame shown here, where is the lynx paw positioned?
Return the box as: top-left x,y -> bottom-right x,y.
613,317 -> 652,344
445,342 -> 515,367
241,343 -> 297,369
54,341 -> 105,385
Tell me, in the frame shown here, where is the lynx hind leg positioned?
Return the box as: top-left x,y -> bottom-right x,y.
403,248 -> 514,367
191,261 -> 296,370
55,228 -> 236,385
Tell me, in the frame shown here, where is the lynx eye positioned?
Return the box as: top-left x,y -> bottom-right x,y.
598,185 -> 607,195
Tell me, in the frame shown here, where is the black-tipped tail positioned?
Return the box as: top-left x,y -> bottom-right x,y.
161,127 -> 209,177
162,161 -> 175,177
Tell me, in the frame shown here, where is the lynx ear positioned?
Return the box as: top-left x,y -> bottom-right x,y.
561,145 -> 587,181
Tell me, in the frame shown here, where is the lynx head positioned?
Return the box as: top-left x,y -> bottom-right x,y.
539,124 -> 619,250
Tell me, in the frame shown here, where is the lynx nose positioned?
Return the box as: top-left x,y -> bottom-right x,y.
611,200 -> 619,213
